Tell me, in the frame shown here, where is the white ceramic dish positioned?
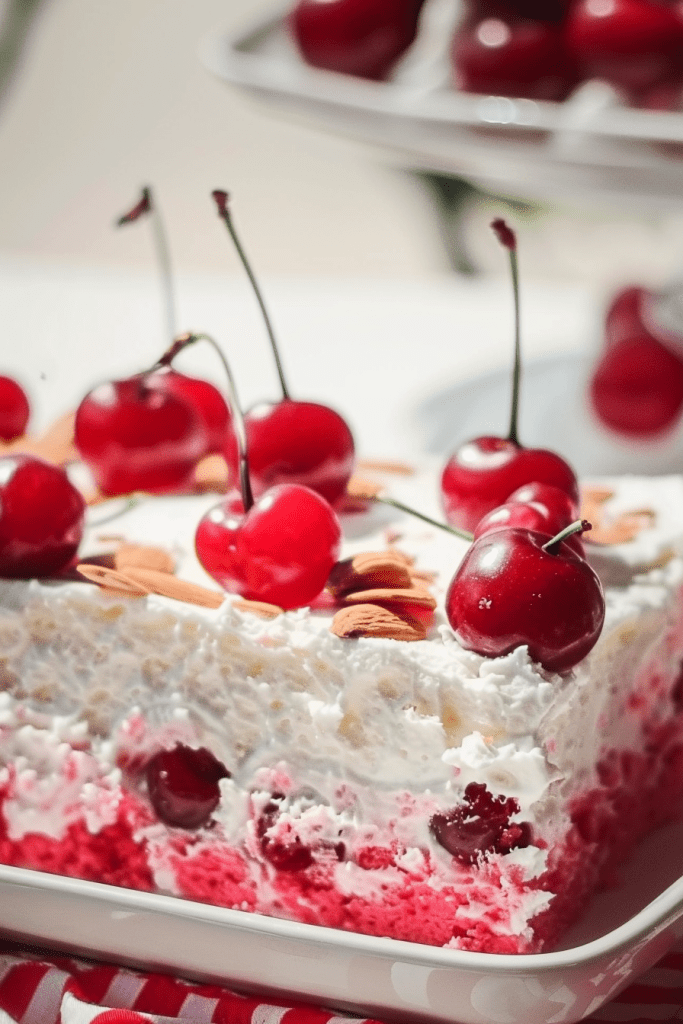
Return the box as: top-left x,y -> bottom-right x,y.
200,1 -> 683,207
3,813 -> 683,1024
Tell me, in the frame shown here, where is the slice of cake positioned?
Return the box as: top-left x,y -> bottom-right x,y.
1,466 -> 683,954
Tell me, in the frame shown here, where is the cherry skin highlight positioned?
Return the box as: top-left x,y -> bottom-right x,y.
441,436 -> 579,533
195,482 -> 342,610
564,0 -> 683,96
474,493 -> 584,555
445,524 -> 605,673
290,0 -> 426,80
0,375 -> 30,441
589,333 -> 683,437
146,744 -> 230,830
151,368 -> 231,455
452,13 -> 576,100
0,455 -> 85,578
226,399 -> 355,508
75,373 -> 208,496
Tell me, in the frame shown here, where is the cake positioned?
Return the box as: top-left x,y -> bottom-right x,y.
1,460 -> 683,955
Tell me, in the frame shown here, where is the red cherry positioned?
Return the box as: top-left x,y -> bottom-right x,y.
0,375 -> 30,441
442,437 -> 579,533
464,0 -> 568,20
225,399 -> 355,507
441,220 -> 579,533
213,191 -> 355,507
452,13 -> 576,100
146,744 -> 230,830
474,495 -> 584,555
75,373 -> 208,496
604,285 -> 652,347
507,481 -> 580,521
257,795 -> 314,871
195,483 -> 342,609
589,333 -> 683,437
0,455 -> 85,578
446,524 -> 605,673
290,0 -> 426,80
151,367 -> 231,456
565,0 -> 683,95
430,782 -> 532,864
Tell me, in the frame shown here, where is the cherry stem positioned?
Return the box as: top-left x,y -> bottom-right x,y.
542,519 -> 591,555
117,186 -> 177,345
212,190 -> 290,401
375,496 -> 473,542
491,218 -> 521,447
155,331 -> 254,512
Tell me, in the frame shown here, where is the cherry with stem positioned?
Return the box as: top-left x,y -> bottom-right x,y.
189,330 -> 342,610
212,190 -> 355,507
117,187 -> 230,456
441,219 -> 578,533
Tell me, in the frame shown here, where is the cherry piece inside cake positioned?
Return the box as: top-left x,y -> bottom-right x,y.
1,464 -> 683,954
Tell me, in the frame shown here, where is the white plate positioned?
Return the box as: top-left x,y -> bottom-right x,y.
200,1 -> 683,207
412,351 -> 683,477
3,814 -> 683,1024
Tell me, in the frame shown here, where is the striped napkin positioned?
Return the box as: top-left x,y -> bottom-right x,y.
1,939 -> 682,1023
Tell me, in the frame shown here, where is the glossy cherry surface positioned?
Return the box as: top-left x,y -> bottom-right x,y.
0,455 -> 85,578
441,437 -> 579,533
225,399 -> 355,508
195,482 -> 342,609
589,333 -> 683,437
0,375 -> 30,441
452,13 -> 576,99
474,495 -> 584,555
430,782 -> 531,864
445,524 -> 605,673
565,0 -> 683,95
152,367 -> 231,456
75,373 -> 208,496
290,0 -> 426,79
146,744 -> 230,830
465,0 -> 567,20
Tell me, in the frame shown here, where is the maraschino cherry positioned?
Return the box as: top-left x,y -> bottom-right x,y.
446,520 -> 605,673
117,187 -> 230,455
146,744 -> 230,830
474,482 -> 584,554
213,190 -> 354,507
0,375 -> 30,441
290,0 -> 426,80
193,332 -> 342,609
430,782 -> 531,864
441,220 -> 578,533
0,454 -> 85,577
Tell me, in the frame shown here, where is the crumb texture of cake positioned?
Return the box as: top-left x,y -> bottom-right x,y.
2,471 -> 683,954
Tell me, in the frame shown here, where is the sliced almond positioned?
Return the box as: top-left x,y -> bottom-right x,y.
343,586 -> 437,610
331,604 -> 426,641
76,564 -> 150,597
589,509 -> 657,545
346,475 -> 382,500
232,599 -> 283,619
356,458 -> 415,476
581,486 -> 615,507
114,544 -> 175,574
193,453 -> 230,493
120,566 -> 224,609
327,552 -> 412,597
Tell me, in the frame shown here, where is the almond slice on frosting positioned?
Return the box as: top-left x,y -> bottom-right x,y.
331,604 -> 426,641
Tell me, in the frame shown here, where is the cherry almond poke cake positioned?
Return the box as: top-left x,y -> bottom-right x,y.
2,208 -> 683,956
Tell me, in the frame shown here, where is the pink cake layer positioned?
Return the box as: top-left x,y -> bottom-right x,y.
2,681 -> 683,955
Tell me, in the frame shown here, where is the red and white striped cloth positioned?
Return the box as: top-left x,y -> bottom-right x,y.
2,938 -> 683,1024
